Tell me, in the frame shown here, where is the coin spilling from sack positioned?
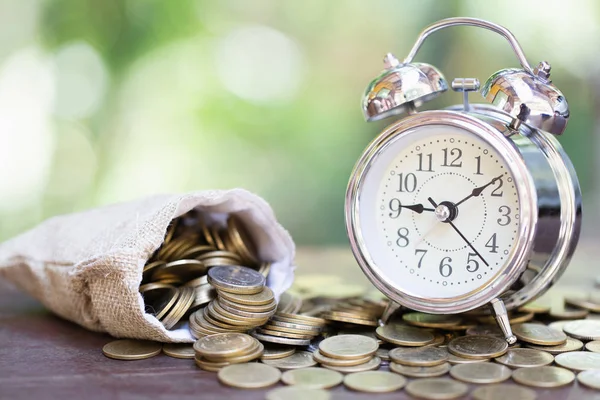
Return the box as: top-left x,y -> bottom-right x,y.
121,235 -> 600,397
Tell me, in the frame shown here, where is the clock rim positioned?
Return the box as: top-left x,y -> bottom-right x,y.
345,110 -> 538,314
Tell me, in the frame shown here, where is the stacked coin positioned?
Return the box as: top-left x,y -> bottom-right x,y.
312,334 -> 381,372
194,332 -> 264,371
140,211 -> 268,330
189,265 -> 276,338
321,298 -> 384,327
252,313 -> 327,346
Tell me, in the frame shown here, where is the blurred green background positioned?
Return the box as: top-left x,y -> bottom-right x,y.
0,0 -> 597,244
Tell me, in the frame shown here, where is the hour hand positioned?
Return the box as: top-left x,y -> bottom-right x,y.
401,204 -> 435,214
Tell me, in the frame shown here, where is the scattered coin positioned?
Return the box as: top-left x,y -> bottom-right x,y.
261,345 -> 296,360
265,387 -> 331,400
343,371 -> 406,393
102,340 -> 162,361
193,332 -> 256,360
402,313 -> 462,329
447,353 -> 489,364
563,320 -> 600,341
448,335 -> 508,359
465,324 -> 504,337
389,346 -> 448,367
319,335 -> 378,360
322,356 -> 382,373
555,351 -> 600,371
261,351 -> 318,370
218,363 -> 281,389
549,305 -> 589,320
495,348 -> 554,368
471,384 -> 537,400
162,343 -> 195,359
376,323 -> 435,346
450,362 -> 512,384
281,367 -> 343,389
512,366 -> 575,388
585,340 -> 600,353
313,350 -> 372,367
577,370 -> 600,390
526,337 -> 583,354
252,330 -> 312,346
405,378 -> 468,399
512,323 -> 567,345
389,362 -> 450,378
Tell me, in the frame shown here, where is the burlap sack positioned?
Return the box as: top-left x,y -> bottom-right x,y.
0,189 -> 295,343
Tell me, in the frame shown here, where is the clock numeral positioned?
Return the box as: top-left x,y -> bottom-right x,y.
417,153 -> 434,172
439,256 -> 452,277
415,249 -> 428,269
396,227 -> 410,247
466,252 -> 479,272
497,205 -> 511,226
397,173 -> 417,193
485,233 -> 499,253
389,198 -> 402,219
474,156 -> 483,175
491,177 -> 504,197
442,148 -> 463,167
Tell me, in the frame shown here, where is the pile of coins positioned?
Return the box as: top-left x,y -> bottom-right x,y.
107,267 -> 600,397
194,332 -> 264,371
189,265 -> 277,338
139,211 -> 268,330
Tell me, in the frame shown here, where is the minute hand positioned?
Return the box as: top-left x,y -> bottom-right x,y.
455,174 -> 503,207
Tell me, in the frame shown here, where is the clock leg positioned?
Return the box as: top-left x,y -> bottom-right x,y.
379,301 -> 402,326
490,298 -> 517,344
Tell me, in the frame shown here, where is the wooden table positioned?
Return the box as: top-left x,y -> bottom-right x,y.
1,246 -> 599,399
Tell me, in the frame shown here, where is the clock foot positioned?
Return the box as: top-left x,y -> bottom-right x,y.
379,301 -> 402,326
490,298 -> 517,344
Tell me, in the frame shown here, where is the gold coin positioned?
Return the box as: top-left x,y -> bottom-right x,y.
495,348 -> 553,368
151,259 -> 207,282
343,371 -> 406,393
265,321 -> 321,335
526,337 -> 583,354
261,345 -> 296,360
375,348 -> 390,361
217,298 -> 276,318
142,261 -> 167,282
563,320 -> 600,341
193,332 -> 256,360
281,367 -> 343,389
555,351 -> 600,371
578,370 -> 600,390
565,296 -> 600,313
509,312 -> 535,324
585,340 -> 600,353
313,350 -> 372,367
218,286 -> 275,306
321,312 -> 378,327
471,384 -> 537,400
200,308 -> 248,331
447,353 -> 489,364
549,305 -> 589,320
519,301 -> 551,314
146,287 -> 179,320
338,328 -> 383,345
512,366 -> 575,387
211,300 -> 270,324
402,313 -> 462,329
405,378 -> 468,399
139,282 -> 173,293
218,363 -> 281,389
217,342 -> 264,364
261,351 -> 317,370
257,328 -> 314,340
184,275 -> 209,287
389,346 -> 448,367
319,334 -> 378,360
389,362 -> 450,378
376,323 -> 434,347
161,287 -> 195,329
207,265 -> 265,295
548,320 -> 571,332
449,362 -> 512,384
265,387 -> 331,400
465,324 -> 504,338
448,335 -> 508,360
251,330 -> 311,346
512,323 -> 567,345
274,313 -> 327,326
195,356 -> 230,371
322,356 -> 381,373
102,340 -> 162,360
162,343 -> 195,359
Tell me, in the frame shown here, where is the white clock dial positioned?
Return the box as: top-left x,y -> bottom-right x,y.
357,125 -> 521,299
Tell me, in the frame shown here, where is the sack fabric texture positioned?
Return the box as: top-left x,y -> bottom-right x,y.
0,189 -> 295,343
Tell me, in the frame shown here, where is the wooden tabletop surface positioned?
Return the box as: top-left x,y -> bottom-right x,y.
1,245 -> 600,400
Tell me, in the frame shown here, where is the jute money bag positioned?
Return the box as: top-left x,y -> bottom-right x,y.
0,189 -> 295,342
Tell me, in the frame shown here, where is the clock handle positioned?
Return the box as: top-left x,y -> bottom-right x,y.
490,298 -> 517,344
403,17 -> 534,75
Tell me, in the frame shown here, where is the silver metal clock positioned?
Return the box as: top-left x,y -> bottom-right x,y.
345,18 -> 582,343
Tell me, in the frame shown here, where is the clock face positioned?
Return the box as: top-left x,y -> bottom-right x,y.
356,124 -> 522,300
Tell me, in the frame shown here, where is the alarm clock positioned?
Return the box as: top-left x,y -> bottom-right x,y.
345,17 -> 581,343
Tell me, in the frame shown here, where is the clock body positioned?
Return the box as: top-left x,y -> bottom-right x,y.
345,106 -> 581,314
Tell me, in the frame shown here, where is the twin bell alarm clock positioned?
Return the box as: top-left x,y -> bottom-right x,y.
345,17 -> 581,343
